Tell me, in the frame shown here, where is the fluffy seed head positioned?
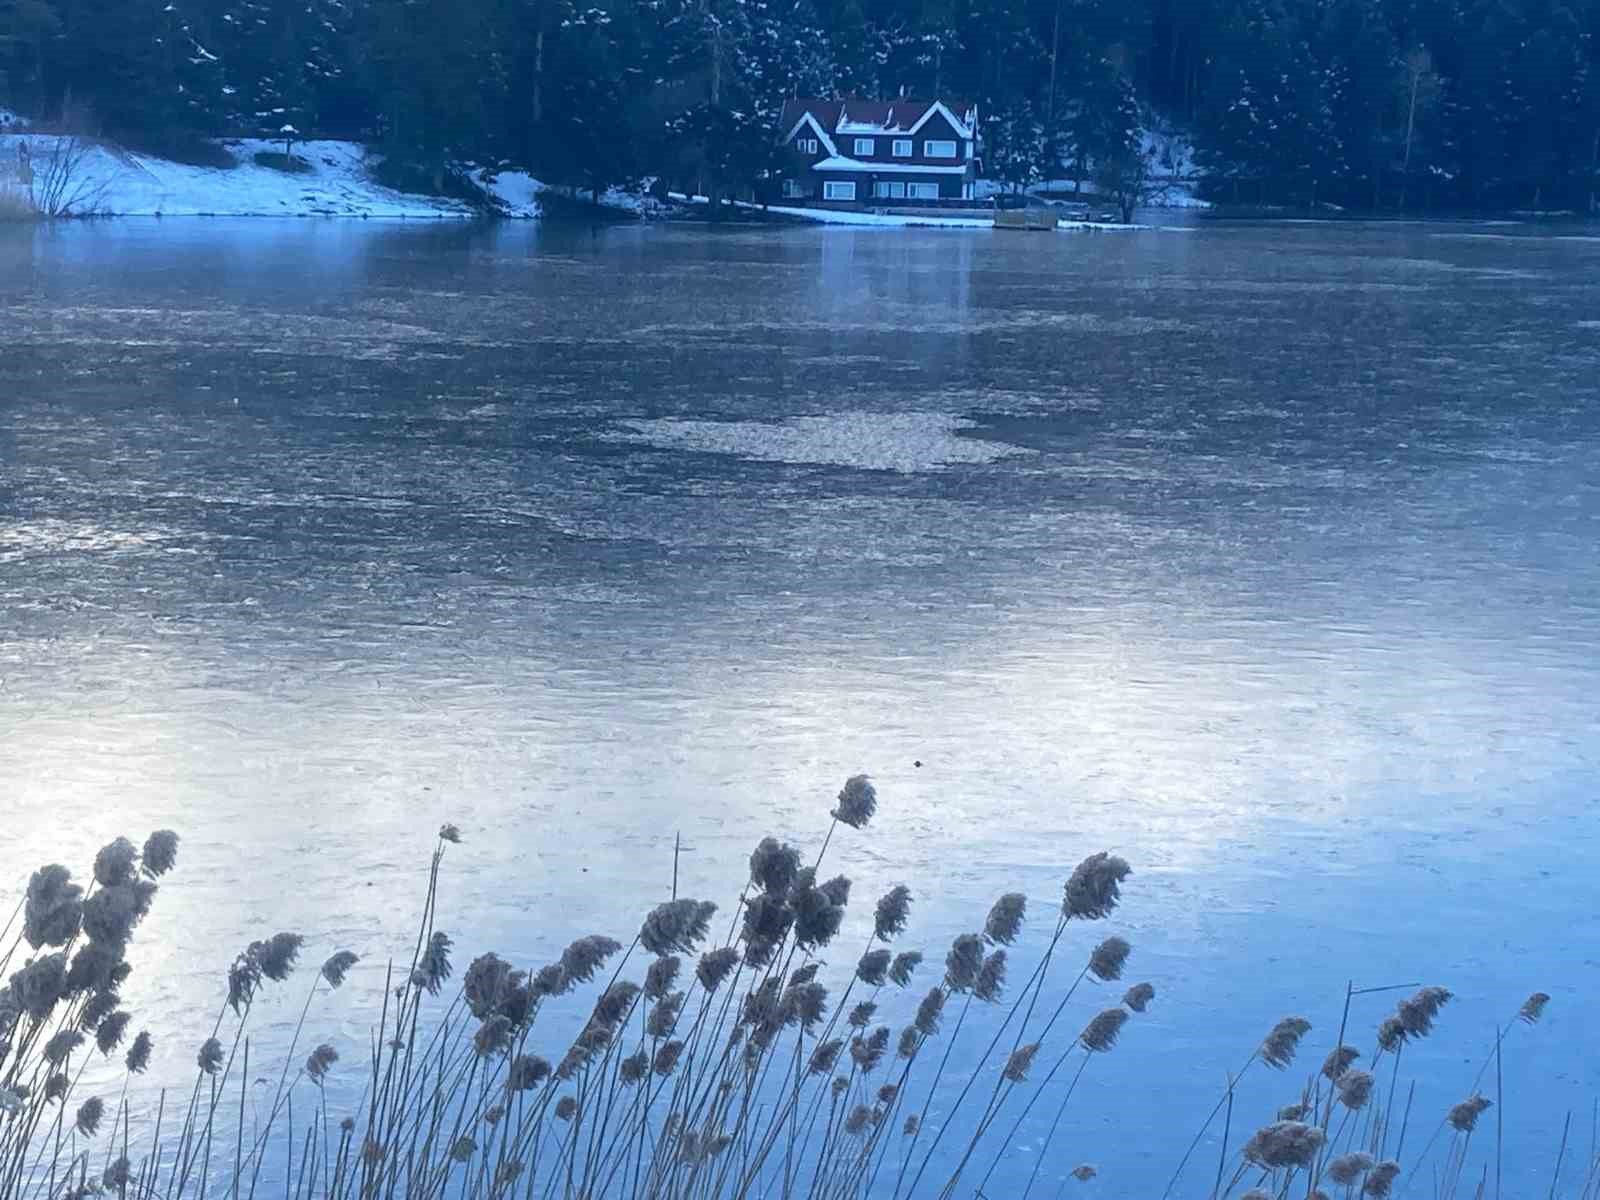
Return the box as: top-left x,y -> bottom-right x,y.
984,893 -> 1026,945
418,932 -> 453,995
740,893 -> 793,966
463,953 -> 514,1021
877,1083 -> 898,1105
1088,936 -> 1131,982
44,1029 -> 84,1065
850,1026 -> 890,1073
1363,1161 -> 1401,1197
1337,1069 -> 1374,1110
1123,982 -> 1155,1012
94,839 -> 139,889
848,1000 -> 877,1029
75,1096 -> 105,1136
321,951 -> 359,989
652,1039 -> 684,1076
1080,1008 -> 1129,1052
1003,1042 -> 1040,1082
78,988 -> 120,1031
141,831 -> 180,878
591,981 -> 640,1031
1397,987 -> 1452,1038
1376,1015 -> 1405,1053
873,886 -> 912,941
898,1025 -> 920,1058
889,950 -> 922,987
198,1037 -> 224,1074
857,948 -> 891,987
306,1043 -> 338,1083
696,947 -> 739,992
125,1031 -> 153,1074
449,1136 -> 475,1162
560,935 -> 622,989
1242,1121 -> 1325,1169
438,824 -> 461,844
808,1038 -> 843,1075
103,1157 -> 131,1190
24,865 -> 83,950
619,1051 -> 649,1085
11,951 -> 69,1020
914,987 -> 945,1036
1447,1095 -> 1491,1132
640,899 -> 717,957
1062,852 -> 1131,920
975,950 -> 1007,1003
253,932 -> 304,982
1260,1017 -> 1313,1070
508,1054 -> 551,1091
1322,1045 -> 1361,1080
95,1011 -> 131,1056
647,991 -> 685,1038
944,934 -> 984,992
1328,1152 -> 1376,1186
1519,992 -> 1550,1024
844,1104 -> 872,1137
554,1096 -> 578,1121
903,1115 -> 919,1136
785,980 -> 829,1030
749,837 -> 801,896
1071,1165 -> 1098,1181
831,775 -> 877,829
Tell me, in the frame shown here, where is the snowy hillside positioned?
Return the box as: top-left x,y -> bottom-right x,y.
0,134 -> 543,218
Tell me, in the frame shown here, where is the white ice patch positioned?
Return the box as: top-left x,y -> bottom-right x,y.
611,411 -> 1029,472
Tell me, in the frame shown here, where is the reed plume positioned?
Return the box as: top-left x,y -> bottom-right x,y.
1242,1120 -> 1324,1169
984,893 -> 1026,945
1260,1016 -> 1312,1069
1123,982 -> 1155,1012
808,1038 -> 843,1075
93,838 -> 139,888
1362,1161 -> 1401,1196
320,950 -> 359,988
23,864 -> 83,949
1071,1164 -> 1097,1181
974,949 -> 1006,1002
1322,1044 -> 1360,1079
1088,935 -> 1131,982
749,837 -> 801,895
1336,1069 -> 1374,1110
416,930 -> 453,993
857,949 -> 891,986
75,1096 -> 105,1136
1062,852 -> 1131,920
874,885 -> 912,940
644,954 -> 680,999
889,950 -> 922,987
1080,1007 -> 1128,1052
696,946 -> 739,991
1447,1094 -> 1491,1132
1518,991 -> 1550,1024
140,830 -> 180,877
560,934 -> 622,988
914,988 -> 945,1036
640,898 -> 717,956
1002,1042 -> 1039,1082
1396,986 -> 1451,1038
1328,1151 -> 1375,1185
438,824 -> 462,844
832,774 -> 877,829
943,934 -> 983,992
94,1010 -> 130,1055
197,1036 -> 223,1074
305,1043 -> 338,1083
653,1039 -> 684,1075
848,1001 -> 877,1028
124,1030 -> 152,1073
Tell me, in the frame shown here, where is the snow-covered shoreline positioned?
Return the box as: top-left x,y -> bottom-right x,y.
0,131 -> 550,219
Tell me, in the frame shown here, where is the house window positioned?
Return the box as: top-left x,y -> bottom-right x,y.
782,179 -> 806,198
892,139 -> 913,157
873,181 -> 906,199
906,182 -> 939,199
853,138 -> 875,156
796,137 -> 818,154
823,181 -> 857,201
924,139 -> 957,158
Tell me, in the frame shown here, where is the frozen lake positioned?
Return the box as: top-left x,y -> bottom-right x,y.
3,216 -> 1598,1195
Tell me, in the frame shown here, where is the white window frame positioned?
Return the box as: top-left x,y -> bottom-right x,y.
924,139 -> 957,158
873,181 -> 906,199
796,137 -> 818,154
782,179 -> 805,198
822,181 -> 857,201
892,139 -> 913,157
906,182 -> 939,200
853,137 -> 875,156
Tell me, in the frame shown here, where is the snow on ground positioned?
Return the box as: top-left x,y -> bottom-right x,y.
0,134 -> 485,217
609,411 -> 1032,473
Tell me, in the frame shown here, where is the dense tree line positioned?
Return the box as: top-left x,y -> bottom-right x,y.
3,0 -> 1598,211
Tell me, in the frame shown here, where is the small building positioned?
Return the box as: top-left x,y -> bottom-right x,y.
775,98 -> 980,206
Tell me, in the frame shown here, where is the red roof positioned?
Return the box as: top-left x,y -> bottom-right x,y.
778,97 -> 978,139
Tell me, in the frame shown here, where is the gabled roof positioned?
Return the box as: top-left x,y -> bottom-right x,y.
778,97 -> 978,140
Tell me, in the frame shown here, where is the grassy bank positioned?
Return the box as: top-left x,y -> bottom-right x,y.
0,781 -> 1575,1199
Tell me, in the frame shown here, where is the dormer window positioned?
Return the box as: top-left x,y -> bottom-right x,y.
853,138 -> 875,156
797,137 -> 819,154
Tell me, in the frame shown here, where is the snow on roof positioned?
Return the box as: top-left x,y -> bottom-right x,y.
779,98 -> 977,140
810,155 -> 969,175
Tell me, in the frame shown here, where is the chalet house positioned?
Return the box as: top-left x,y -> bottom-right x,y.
775,98 -> 980,205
